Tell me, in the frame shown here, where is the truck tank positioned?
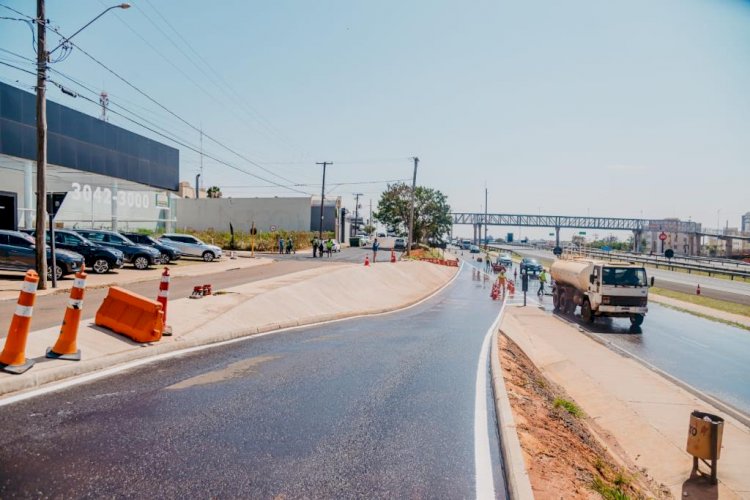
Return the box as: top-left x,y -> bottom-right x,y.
550,259 -> 596,291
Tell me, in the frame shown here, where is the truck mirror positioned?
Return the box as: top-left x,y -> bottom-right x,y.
589,274 -> 595,284
650,276 -> 655,287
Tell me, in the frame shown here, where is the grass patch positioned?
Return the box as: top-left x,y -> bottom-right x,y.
592,476 -> 631,500
654,302 -> 750,331
651,287 -> 750,318
553,397 -> 584,417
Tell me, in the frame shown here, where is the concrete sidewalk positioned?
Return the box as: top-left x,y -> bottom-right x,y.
0,260 -> 457,398
501,306 -> 750,499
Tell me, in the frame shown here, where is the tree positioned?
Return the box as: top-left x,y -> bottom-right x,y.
363,224 -> 376,235
374,183 -> 451,243
206,186 -> 222,198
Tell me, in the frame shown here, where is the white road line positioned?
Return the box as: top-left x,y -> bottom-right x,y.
0,262 -> 465,408
474,298 -> 507,499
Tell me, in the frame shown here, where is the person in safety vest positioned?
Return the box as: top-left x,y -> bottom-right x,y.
538,269 -> 548,296
497,267 -> 507,295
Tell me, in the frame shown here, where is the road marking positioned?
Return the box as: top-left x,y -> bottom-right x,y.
0,262 -> 465,408
474,297 -> 507,499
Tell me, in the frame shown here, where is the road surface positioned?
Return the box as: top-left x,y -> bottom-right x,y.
0,265 -> 507,498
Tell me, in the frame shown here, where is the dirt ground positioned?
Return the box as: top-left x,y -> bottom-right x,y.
498,333 -> 670,499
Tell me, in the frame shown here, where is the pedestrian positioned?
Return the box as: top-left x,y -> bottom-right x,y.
318,240 -> 325,258
286,238 -> 293,254
326,238 -> 333,257
497,267 -> 507,296
312,237 -> 318,258
278,237 -> 284,255
372,238 -> 380,262
538,269 -> 547,296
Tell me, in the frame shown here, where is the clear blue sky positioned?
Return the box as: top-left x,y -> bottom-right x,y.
2,0 -> 749,239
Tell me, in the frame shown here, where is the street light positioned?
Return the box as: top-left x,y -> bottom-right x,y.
35,2 -> 129,289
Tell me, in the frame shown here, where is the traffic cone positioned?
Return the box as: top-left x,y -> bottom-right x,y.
47,265 -> 87,360
364,256 -> 370,267
0,270 -> 39,374
696,284 -> 701,296
390,249 -> 396,263
156,267 -> 172,336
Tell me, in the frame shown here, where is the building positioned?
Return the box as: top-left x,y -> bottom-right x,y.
173,196 -> 312,233
0,82 -> 179,232
310,198 -> 343,240
742,212 -> 750,234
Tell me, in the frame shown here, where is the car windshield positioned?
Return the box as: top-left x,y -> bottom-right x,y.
602,267 -> 648,287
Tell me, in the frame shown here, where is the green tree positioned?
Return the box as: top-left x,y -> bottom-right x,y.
206,186 -> 222,198
374,183 -> 451,243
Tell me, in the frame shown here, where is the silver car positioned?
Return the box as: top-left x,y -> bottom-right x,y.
158,233 -> 222,262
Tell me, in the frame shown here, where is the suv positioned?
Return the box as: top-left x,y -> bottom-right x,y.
26,229 -> 124,274
520,257 -> 543,275
159,234 -> 222,262
75,229 -> 160,270
0,230 -> 84,280
394,237 -> 407,251
121,233 -> 182,264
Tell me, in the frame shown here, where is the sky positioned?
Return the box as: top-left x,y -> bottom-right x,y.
1,0 -> 749,240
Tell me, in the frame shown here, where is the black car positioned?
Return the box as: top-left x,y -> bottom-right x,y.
520,257 -> 543,275
0,230 -> 84,281
121,233 -> 182,264
74,230 -> 161,270
25,229 -> 125,275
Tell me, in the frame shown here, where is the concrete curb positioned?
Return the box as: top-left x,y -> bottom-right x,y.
0,262 -> 463,404
489,311 -> 535,499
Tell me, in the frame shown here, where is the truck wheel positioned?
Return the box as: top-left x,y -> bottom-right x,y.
630,314 -> 644,326
581,300 -> 594,323
552,289 -> 561,311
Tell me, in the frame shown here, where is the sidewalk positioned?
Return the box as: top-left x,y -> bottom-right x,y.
500,306 -> 750,499
0,256 -> 273,301
0,260 -> 457,398
649,293 -> 750,329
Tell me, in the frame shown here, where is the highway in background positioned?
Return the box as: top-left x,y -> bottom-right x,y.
459,254 -> 750,420
0,266 -> 508,498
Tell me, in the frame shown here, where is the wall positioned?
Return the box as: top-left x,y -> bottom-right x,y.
174,197 -> 312,233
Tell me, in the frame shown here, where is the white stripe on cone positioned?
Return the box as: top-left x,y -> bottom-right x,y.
15,305 -> 33,317
68,299 -> 83,309
158,290 -> 169,298
21,281 -> 38,294
73,278 -> 86,288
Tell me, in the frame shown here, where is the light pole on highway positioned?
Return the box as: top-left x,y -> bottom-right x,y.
34,1 -> 130,289
407,156 -> 418,256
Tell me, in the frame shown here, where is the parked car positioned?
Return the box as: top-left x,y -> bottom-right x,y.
520,257 -> 543,275
0,230 -> 84,280
498,254 -> 513,267
355,233 -> 370,246
25,229 -> 124,274
158,233 -> 222,262
376,232 -> 386,238
394,237 -> 407,251
469,244 -> 481,253
121,232 -> 182,264
74,229 -> 160,270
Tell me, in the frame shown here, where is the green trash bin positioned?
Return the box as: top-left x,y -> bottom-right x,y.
349,237 -> 361,247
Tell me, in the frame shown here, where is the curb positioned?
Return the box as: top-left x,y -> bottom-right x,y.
0,262 -> 462,405
489,312 -> 535,499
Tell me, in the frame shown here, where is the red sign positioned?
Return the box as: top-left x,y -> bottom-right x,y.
659,232 -> 667,241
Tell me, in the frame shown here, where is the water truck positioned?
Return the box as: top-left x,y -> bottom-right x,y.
550,258 -> 651,326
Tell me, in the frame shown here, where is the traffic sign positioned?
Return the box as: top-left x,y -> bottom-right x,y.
553,246 -> 562,256
659,232 -> 667,241
250,227 -> 258,235
664,249 -> 674,259
270,225 -> 278,232
602,245 -> 611,252
579,231 -> 586,235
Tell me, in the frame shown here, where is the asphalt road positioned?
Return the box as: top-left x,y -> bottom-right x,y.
0,247 -> 381,336
0,265 -> 507,498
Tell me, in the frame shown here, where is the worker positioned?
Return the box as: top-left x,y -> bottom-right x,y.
372,238 -> 380,262
278,237 -> 284,255
538,268 -> 548,296
497,267 -> 507,296
312,237 -> 318,258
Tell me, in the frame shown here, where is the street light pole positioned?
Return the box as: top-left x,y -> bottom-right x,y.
407,156 -> 419,256
316,162 -> 332,239
353,192 -> 363,237
33,1 -> 130,289
484,185 -> 488,250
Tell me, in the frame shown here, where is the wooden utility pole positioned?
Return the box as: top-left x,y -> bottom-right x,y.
35,0 -> 48,289
316,162 -> 332,239
407,156 -> 419,256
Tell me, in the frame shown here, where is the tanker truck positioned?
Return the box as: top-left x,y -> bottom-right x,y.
550,258 -> 651,326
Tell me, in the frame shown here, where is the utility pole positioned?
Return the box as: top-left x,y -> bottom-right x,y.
35,0 -> 48,289
195,173 -> 201,199
353,192 -> 363,237
316,162 -> 332,239
407,156 -> 419,256
484,185 -> 488,250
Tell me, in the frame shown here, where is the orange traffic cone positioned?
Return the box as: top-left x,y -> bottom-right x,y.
47,265 -> 87,361
390,249 -> 396,263
0,270 -> 39,374
696,284 -> 701,295
157,267 -> 173,336
364,256 -> 370,267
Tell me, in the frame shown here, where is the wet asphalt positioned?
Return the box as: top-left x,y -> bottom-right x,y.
0,265 -> 507,498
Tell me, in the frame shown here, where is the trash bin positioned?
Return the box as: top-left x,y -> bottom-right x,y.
686,410 -> 724,484
349,237 -> 361,247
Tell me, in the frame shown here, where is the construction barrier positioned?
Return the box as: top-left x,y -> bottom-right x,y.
95,286 -> 164,343
47,265 -> 87,361
0,270 -> 39,374
419,257 -> 460,267
157,267 -> 172,336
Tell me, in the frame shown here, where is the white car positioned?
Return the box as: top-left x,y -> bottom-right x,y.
159,233 -> 223,261
356,234 -> 370,246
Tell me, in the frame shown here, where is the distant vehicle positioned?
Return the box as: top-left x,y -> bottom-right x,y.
376,232 -> 386,238
551,258 -> 650,326
520,258 -> 543,274
386,231 -> 397,237
394,237 -> 407,250
75,229 -> 160,270
469,245 -> 480,253
356,234 -> 370,246
461,239 -> 472,250
0,229 -> 84,280
121,233 -> 182,264
159,233 -> 222,262
498,254 -> 513,267
26,229 -> 124,274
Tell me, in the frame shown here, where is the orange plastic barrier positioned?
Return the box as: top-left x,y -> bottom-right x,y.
95,286 -> 164,343
47,265 -> 87,360
0,270 -> 39,374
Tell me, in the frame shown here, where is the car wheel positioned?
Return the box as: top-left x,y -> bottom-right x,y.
47,265 -> 63,281
133,255 -> 150,270
202,251 -> 215,262
92,258 -> 110,274
160,253 -> 170,265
